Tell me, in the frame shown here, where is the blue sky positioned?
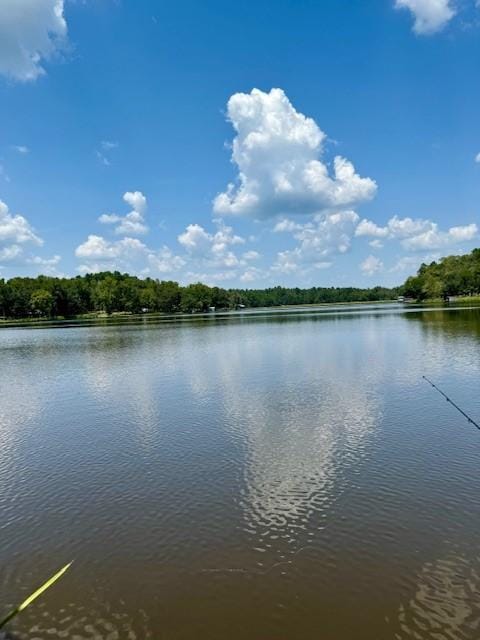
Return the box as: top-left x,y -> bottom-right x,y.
0,0 -> 479,287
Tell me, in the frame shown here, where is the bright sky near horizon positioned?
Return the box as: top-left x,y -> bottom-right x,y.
0,0 -> 479,287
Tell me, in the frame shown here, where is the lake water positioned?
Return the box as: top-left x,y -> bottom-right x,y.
1,303 -> 480,639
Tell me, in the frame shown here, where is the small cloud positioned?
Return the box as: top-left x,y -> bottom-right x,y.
475,152 -> 480,163
12,145 -> 30,154
273,218 -> 306,233
390,253 -> 440,273
97,191 -> 148,236
395,0 -> 455,35
27,255 -> 61,266
101,140 -> 118,151
123,191 -> 146,215
240,266 -> 266,283
98,213 -> 121,224
95,150 -> 110,166
242,250 -> 261,261
0,244 -> 23,262
360,254 -> 384,276
95,141 -> 119,166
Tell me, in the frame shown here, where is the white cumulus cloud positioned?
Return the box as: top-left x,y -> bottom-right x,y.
360,254 -> 384,276
242,250 -> 261,261
0,200 -> 58,272
178,220 -> 245,269
98,213 -> 121,224
27,254 -> 61,266
0,244 -> 23,262
0,0 -> 67,82
403,222 -> 478,250
0,199 -> 42,246
75,235 -> 147,261
123,191 -> 146,215
240,266 -> 267,283
273,218 -> 305,233
356,214 -> 477,251
355,219 -> 390,238
395,0 -> 455,35
390,253 -> 441,272
98,191 -> 148,236
75,234 -> 186,278
272,210 -> 359,274
147,247 -> 186,274
213,88 -> 376,219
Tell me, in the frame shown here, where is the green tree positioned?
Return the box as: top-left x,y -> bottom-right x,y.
92,276 -> 118,314
30,289 -> 54,317
156,281 -> 181,312
180,283 -> 213,312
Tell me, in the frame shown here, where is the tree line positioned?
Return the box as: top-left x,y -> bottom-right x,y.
403,248 -> 480,300
2,248 -> 477,319
0,271 -> 400,319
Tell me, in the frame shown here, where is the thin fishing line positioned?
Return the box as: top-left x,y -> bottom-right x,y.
422,376 -> 480,431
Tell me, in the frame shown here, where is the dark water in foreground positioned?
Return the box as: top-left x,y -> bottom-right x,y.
0,303 -> 479,639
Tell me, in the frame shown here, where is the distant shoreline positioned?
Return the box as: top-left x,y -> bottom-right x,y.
0,299 -> 401,327
3,297 -> 480,329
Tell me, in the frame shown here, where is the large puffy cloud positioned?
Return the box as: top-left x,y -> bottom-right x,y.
98,191 -> 148,236
395,0 -> 455,35
0,0 -> 67,82
213,88 -> 376,219
356,215 -> 478,251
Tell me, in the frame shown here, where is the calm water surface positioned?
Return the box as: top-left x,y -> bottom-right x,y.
0,304 -> 479,639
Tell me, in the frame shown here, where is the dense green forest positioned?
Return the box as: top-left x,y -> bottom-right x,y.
0,272 -> 399,319
403,248 -> 480,300
0,248 -> 478,318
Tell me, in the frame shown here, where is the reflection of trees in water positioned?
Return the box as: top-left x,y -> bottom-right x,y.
404,308 -> 480,340
396,554 -> 480,639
